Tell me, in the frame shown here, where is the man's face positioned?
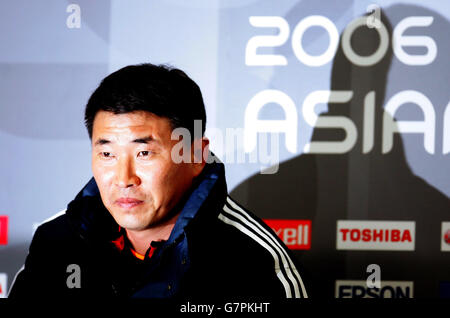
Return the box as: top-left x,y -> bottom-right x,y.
91,110 -> 205,231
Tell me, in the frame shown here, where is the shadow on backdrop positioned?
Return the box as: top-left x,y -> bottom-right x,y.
231,4 -> 450,298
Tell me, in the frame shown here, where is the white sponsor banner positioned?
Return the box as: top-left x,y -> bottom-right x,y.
336,220 -> 415,251
441,222 -> 450,252
0,273 -> 7,298
335,280 -> 414,298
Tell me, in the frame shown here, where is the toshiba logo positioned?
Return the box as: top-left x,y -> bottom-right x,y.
336,220 -> 415,251
0,216 -> 8,245
263,219 -> 311,250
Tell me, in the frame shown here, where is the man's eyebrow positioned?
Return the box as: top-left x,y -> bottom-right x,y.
93,136 -> 159,146
94,138 -> 111,146
131,136 -> 159,144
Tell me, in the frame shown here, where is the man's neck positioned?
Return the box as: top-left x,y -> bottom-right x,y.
125,211 -> 181,255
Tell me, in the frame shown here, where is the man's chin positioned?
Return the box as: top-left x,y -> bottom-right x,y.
112,213 -> 151,231
118,221 -> 150,232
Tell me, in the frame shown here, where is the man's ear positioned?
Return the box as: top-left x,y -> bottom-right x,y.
191,137 -> 209,177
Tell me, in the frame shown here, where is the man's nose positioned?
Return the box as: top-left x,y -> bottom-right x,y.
114,156 -> 141,188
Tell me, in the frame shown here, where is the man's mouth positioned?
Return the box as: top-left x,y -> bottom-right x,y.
115,197 -> 144,209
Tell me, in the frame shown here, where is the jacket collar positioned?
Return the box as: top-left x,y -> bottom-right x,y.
167,155 -> 226,244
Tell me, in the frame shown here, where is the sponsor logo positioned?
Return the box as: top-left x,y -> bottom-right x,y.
335,280 -> 413,298
0,273 -> 7,298
0,216 -> 8,245
264,219 -> 311,250
336,220 -> 415,251
441,222 -> 450,252
445,231 -> 450,244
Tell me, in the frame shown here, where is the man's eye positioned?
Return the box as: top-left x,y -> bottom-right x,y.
138,151 -> 152,157
137,150 -> 154,159
100,152 -> 113,158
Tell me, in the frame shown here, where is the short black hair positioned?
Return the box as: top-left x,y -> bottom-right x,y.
84,63 -> 206,140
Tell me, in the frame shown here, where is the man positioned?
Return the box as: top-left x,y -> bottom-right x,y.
9,63 -> 307,298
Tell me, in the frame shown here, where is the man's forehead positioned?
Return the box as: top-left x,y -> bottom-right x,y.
92,111 -> 171,144
94,110 -> 169,127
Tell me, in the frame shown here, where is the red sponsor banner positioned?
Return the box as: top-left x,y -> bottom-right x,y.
0,216 -> 8,245
442,222 -> 450,252
264,219 -> 311,250
0,273 -> 6,297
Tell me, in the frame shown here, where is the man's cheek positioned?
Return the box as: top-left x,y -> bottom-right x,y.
141,165 -> 165,185
96,168 -> 114,184
95,171 -> 115,202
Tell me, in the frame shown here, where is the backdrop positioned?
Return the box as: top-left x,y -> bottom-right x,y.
0,0 -> 449,298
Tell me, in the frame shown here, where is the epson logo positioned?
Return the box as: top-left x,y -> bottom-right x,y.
0,216 -> 8,245
335,280 -> 413,298
264,219 -> 311,250
0,273 -> 7,298
337,220 -> 415,251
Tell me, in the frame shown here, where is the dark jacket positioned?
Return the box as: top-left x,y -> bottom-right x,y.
8,160 -> 308,299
